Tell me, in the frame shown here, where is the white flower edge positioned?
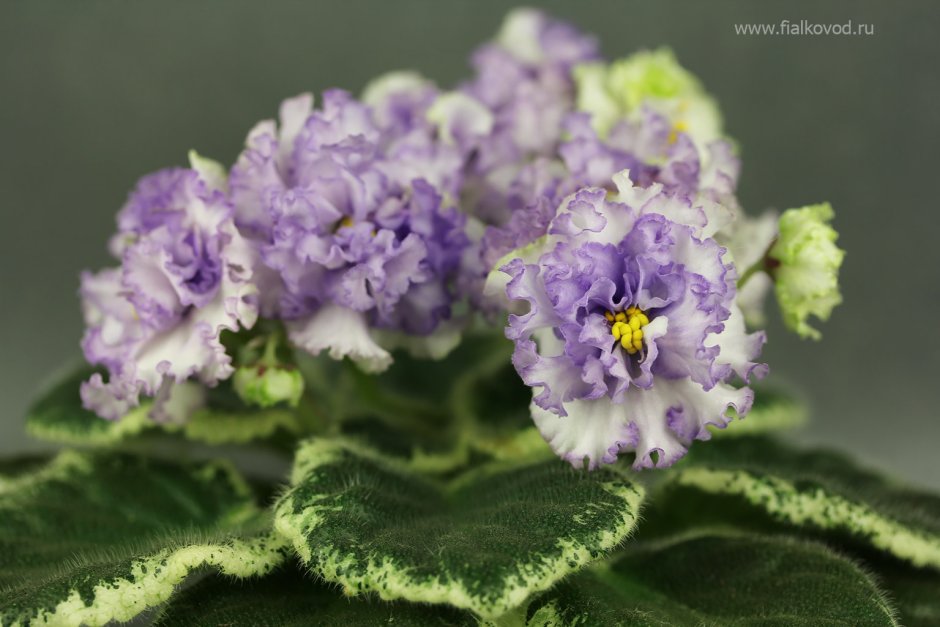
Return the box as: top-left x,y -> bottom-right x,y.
287,304 -> 393,374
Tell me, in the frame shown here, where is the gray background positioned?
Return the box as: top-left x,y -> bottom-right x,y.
1,1 -> 938,488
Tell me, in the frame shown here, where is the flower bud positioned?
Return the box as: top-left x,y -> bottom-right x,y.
233,365 -> 304,409
770,203 -> 845,340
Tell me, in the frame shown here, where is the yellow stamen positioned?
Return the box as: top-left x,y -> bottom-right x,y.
605,307 -> 650,355
668,120 -> 689,145
339,216 -> 354,229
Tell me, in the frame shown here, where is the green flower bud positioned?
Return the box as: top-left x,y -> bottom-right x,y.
770,203 -> 845,340
233,365 -> 304,409
574,48 -> 723,146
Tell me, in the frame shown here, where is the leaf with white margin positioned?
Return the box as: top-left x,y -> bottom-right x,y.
26,368 -> 158,445
0,451 -> 288,626
661,435 -> 940,569
181,377 -> 304,445
524,530 -> 898,626
274,438 -> 644,619
155,565 -> 476,627
26,367 -> 303,446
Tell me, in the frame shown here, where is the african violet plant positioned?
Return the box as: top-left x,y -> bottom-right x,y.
4,8 -> 939,627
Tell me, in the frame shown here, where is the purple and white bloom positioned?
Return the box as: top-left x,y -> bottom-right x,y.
80,162 -> 259,421
458,12 -> 744,318
494,172 -> 766,469
466,6 -> 600,155
229,89 -> 471,372
573,48 -> 724,154
459,8 -> 600,227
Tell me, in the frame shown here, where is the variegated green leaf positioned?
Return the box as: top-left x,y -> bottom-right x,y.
0,451 -> 287,626
25,368 -> 157,445
183,379 -> 305,445
524,530 -> 898,626
155,565 -> 476,626
26,367 -> 304,446
661,436 -> 940,569
274,438 -> 644,619
0,454 -> 49,487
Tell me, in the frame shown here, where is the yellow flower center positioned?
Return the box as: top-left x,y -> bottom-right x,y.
604,306 -> 649,355
667,120 -> 689,145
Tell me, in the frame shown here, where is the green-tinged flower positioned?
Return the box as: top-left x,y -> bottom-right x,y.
233,365 -> 304,409
574,48 -> 723,147
770,203 -> 845,340
187,149 -> 228,193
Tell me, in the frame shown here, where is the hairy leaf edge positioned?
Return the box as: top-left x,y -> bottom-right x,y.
275,438 -> 645,618
671,467 -> 940,569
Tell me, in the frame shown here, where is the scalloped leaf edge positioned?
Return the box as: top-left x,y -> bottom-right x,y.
18,532 -> 289,627
1,451 -> 289,627
275,438 -> 645,618
671,467 -> 940,569
27,399 -> 302,447
525,529 -> 900,627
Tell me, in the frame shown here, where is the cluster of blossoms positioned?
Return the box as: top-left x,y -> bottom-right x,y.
79,9 -> 844,469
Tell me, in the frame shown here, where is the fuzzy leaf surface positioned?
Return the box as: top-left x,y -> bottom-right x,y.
0,451 -> 286,626
26,367 -> 303,446
525,530 -> 897,626
661,436 -> 940,569
155,565 -> 476,626
274,438 -> 644,618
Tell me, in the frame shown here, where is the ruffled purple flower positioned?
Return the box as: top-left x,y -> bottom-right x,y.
81,167 -> 259,421
496,177 -> 766,469
460,9 -> 599,224
229,89 -> 470,371
560,108 -> 743,206
453,19 -> 739,280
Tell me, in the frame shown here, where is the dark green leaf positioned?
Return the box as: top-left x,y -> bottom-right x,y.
333,330 -> 548,473
873,556 -> 940,627
26,367 -> 157,445
660,435 -> 940,568
155,564 -> 475,627
274,438 -> 644,618
26,367 -> 304,446
526,531 -> 898,626
0,451 -> 287,626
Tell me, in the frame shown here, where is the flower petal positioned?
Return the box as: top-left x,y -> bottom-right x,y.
532,377 -> 753,470
709,304 -> 768,383
287,304 -> 392,373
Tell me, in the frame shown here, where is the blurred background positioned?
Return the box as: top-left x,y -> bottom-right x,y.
1,0 -> 938,488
